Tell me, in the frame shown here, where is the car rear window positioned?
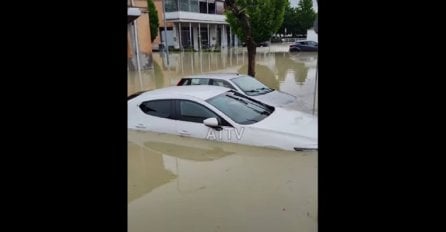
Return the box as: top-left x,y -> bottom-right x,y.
177,79 -> 191,86
191,78 -> 210,85
211,79 -> 236,90
177,78 -> 210,86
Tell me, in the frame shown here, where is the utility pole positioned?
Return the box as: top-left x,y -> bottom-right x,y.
162,0 -> 170,66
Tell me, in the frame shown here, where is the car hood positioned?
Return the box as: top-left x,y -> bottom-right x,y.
252,90 -> 297,107
251,107 -> 318,149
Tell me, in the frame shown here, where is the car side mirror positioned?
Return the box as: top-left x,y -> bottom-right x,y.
204,117 -> 219,127
203,118 -> 222,131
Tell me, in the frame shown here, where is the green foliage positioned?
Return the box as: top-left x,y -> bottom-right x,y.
225,0 -> 287,43
147,0 -> 159,42
279,1 -> 301,36
279,0 -> 316,36
296,0 -> 316,33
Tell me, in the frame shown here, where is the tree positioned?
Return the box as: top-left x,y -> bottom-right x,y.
296,0 -> 316,34
279,1 -> 302,37
279,1 -> 291,36
225,0 -> 286,77
147,0 -> 159,42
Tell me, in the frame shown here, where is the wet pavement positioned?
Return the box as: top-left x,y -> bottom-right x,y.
128,43 -> 318,232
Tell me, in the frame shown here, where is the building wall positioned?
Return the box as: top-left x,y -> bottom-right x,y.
153,0 -> 174,49
133,0 -> 152,54
128,33 -> 133,58
149,0 -> 236,50
128,0 -> 154,70
306,29 -> 318,42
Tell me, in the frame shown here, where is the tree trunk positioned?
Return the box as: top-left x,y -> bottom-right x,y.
247,40 -> 256,77
224,0 -> 256,77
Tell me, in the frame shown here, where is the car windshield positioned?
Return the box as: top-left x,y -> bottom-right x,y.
231,76 -> 273,96
206,90 -> 275,125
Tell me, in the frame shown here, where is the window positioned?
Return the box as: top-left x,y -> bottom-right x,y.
211,79 -> 236,90
165,0 -> 178,12
231,76 -> 273,96
191,78 -> 210,85
178,100 -> 231,126
206,91 -> 275,125
208,3 -> 215,13
139,100 -> 173,119
179,100 -> 219,123
177,78 -> 192,86
216,1 -> 224,14
199,2 -> 207,13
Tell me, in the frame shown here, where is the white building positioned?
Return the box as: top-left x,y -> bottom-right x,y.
306,28 -> 318,42
163,0 -> 239,50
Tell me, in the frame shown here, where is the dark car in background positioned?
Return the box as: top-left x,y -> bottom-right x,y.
289,40 -> 318,52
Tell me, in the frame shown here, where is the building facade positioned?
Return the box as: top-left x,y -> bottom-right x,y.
153,0 -> 239,51
128,0 -> 153,71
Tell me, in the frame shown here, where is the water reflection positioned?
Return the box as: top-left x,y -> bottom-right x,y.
128,140 -> 177,203
128,129 -> 318,232
128,46 -> 317,114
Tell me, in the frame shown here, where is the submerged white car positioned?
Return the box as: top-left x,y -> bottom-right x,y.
128,85 -> 317,151
177,73 -> 297,107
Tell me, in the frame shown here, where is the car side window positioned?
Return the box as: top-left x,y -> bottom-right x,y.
179,100 -> 218,123
179,100 -> 231,126
191,78 -> 210,85
177,79 -> 192,86
139,100 -> 173,119
211,79 -> 236,90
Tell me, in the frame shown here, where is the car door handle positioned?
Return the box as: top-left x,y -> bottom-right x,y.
178,130 -> 190,136
135,123 -> 146,129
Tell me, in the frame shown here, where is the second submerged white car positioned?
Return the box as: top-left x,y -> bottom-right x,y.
177,73 -> 297,107
128,85 -> 317,151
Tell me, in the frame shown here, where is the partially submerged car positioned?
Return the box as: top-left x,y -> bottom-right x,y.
128,85 -> 317,151
289,40 -> 318,52
177,73 -> 297,108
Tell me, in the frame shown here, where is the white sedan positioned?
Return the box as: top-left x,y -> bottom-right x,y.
128,85 -> 317,151
177,73 -> 297,107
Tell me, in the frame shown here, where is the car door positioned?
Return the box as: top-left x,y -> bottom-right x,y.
295,42 -> 303,51
307,41 -> 317,51
301,41 -> 310,51
175,99 -> 235,143
136,99 -> 177,134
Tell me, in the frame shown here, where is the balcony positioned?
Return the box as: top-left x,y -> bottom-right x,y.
165,11 -> 228,24
128,7 -> 141,23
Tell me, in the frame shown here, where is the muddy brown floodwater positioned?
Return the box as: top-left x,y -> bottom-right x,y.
128,44 -> 318,232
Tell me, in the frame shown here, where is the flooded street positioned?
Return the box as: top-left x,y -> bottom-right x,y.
128,44 -> 318,115
128,44 -> 318,231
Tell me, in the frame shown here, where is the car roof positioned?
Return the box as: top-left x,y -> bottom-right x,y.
136,85 -> 231,101
181,73 -> 249,81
